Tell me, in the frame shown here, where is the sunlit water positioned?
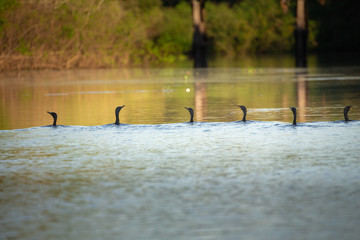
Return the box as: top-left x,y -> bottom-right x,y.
1,66 -> 360,240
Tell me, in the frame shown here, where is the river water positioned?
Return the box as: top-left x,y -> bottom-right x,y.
1,66 -> 360,240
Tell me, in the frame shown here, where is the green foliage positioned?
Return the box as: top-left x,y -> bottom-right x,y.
0,0 -> 18,14
15,38 -> 31,55
2,0 -> 356,69
152,1 -> 192,61
206,2 -> 251,55
60,25 -> 75,39
0,0 -> 19,34
206,0 -> 295,55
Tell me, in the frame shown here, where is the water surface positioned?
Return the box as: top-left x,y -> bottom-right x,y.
1,67 -> 360,240
1,67 -> 360,129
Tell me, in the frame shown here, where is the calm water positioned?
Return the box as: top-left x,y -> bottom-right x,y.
1,66 -> 360,240
1,67 -> 360,129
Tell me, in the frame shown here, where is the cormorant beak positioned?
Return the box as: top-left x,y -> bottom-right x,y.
47,111 -> 56,117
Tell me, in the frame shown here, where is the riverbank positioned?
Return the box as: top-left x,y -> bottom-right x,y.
2,52 -> 360,72
0,53 -> 145,71
1,0 -> 358,71
0,0 -> 297,71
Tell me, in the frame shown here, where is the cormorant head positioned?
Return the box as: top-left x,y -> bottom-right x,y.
290,107 -> 296,114
236,105 -> 247,113
344,106 -> 352,112
115,105 -> 125,115
47,111 -> 57,126
184,107 -> 194,123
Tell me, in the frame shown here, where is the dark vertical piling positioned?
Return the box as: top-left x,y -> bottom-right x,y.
192,0 -> 207,68
295,0 -> 308,68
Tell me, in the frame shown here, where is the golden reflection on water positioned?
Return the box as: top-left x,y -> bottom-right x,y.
1,68 -> 360,130
297,72 -> 308,123
194,71 -> 208,121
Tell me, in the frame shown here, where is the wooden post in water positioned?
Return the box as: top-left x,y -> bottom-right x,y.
192,0 -> 207,68
295,0 -> 308,67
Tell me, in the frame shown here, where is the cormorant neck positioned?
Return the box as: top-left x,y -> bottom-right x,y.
47,111 -> 57,127
236,105 -> 247,122
115,117 -> 120,125
241,108 -> 247,122
344,106 -> 351,122
115,109 -> 120,125
185,107 -> 194,123
291,107 -> 297,126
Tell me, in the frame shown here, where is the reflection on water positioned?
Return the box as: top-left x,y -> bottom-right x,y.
1,67 -> 360,129
296,71 -> 308,123
194,71 -> 208,121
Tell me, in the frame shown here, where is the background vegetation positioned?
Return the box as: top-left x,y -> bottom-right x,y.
0,0 -> 358,70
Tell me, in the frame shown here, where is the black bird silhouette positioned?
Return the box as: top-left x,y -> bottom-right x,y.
235,105 -> 247,122
343,106 -> 352,122
184,107 -> 194,123
290,107 -> 297,126
115,105 -> 125,125
47,111 -> 57,126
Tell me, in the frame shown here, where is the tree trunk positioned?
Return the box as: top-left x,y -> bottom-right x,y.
295,0 -> 308,67
280,0 -> 288,14
192,0 -> 207,68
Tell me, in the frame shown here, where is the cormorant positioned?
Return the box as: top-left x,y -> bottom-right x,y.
47,111 -> 57,126
115,105 -> 125,125
343,106 -> 352,122
290,107 -> 297,126
184,107 -> 194,123
235,105 -> 247,122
